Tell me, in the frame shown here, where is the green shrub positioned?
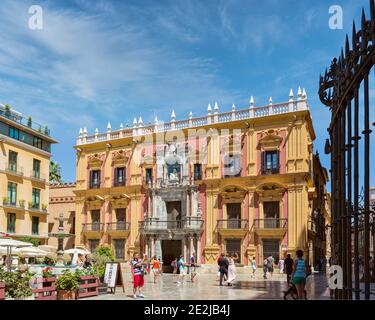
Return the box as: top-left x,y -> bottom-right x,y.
2,269 -> 34,299
92,245 -> 115,279
55,270 -> 80,292
18,237 -> 39,247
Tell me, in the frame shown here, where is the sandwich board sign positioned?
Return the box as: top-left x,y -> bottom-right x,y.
103,262 -> 125,293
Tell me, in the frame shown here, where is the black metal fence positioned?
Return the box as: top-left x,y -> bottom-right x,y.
319,0 -> 375,300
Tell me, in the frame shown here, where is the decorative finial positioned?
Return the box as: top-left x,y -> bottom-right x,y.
298,86 -> 302,97
289,88 -> 294,98
189,111 -> 193,119
302,88 -> 307,98
107,122 -> 112,131
214,102 -> 219,112
269,97 -> 273,105
120,123 -> 123,129
95,128 -> 99,134
171,110 -> 176,119
232,103 -> 236,111
207,103 -> 212,114
250,96 -> 254,107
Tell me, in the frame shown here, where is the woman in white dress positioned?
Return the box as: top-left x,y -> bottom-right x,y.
227,253 -> 237,286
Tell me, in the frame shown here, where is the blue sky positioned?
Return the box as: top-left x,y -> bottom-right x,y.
0,0 -> 373,187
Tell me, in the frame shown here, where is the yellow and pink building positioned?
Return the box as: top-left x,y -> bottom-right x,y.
74,87 -> 329,269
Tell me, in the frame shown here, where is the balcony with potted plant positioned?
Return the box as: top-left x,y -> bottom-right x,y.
27,202 -> 48,215
2,197 -> 26,212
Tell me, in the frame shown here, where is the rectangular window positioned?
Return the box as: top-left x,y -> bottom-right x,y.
9,126 -> 19,140
227,203 -> 241,228
7,213 -> 16,233
115,208 -> 126,230
262,239 -> 280,264
7,182 -> 17,205
33,136 -> 42,149
263,201 -> 280,228
88,239 -> 99,254
8,150 -> 18,172
91,210 -> 100,231
145,168 -> 153,184
32,188 -> 40,209
194,164 -> 202,180
90,170 -> 101,188
262,150 -> 279,174
114,239 -> 125,260
223,154 -> 241,178
114,167 -> 125,186
226,239 -> 241,263
32,216 -> 39,235
33,159 -> 41,178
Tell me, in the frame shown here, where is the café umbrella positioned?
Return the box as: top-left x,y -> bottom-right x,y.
0,237 -> 33,271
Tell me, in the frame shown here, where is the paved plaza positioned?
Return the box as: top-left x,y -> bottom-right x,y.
87,271 -> 331,300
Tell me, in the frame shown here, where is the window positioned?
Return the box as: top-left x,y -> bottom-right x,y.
90,170 -> 101,188
263,201 -> 280,228
7,182 -> 17,205
223,154 -> 241,178
116,208 -> 126,230
167,162 -> 180,181
33,159 -> 41,178
114,239 -> 125,260
227,203 -> 241,228
88,239 -> 99,253
71,216 -> 76,234
33,136 -> 42,149
145,168 -> 153,184
262,239 -> 280,264
32,188 -> 40,209
8,151 -> 18,172
32,216 -> 39,235
262,150 -> 279,174
91,210 -> 100,231
9,126 -> 19,140
226,239 -> 241,263
194,164 -> 202,180
7,213 -> 16,233
114,167 -> 125,186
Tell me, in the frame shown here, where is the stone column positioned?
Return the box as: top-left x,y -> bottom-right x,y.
148,193 -> 152,216
151,236 -> 155,258
145,237 -> 149,258
183,237 -> 187,261
186,191 -> 190,216
197,238 -> 201,264
191,190 -> 195,216
190,236 -> 194,256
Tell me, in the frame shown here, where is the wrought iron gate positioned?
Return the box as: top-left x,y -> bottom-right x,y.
319,0 -> 375,300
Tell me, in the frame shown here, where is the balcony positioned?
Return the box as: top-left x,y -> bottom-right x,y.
113,178 -> 126,187
261,167 -> 280,175
253,218 -> 287,238
106,221 -> 130,237
82,223 -> 104,238
27,204 -> 48,215
140,217 -> 204,235
30,170 -> 46,183
216,219 -> 249,237
4,163 -> 24,177
2,199 -> 25,211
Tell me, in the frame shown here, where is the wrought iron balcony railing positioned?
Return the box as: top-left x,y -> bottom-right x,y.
82,222 -> 104,232
140,217 -> 204,232
216,219 -> 249,230
261,166 -> 280,175
253,218 -> 287,229
30,170 -> 46,182
113,178 -> 126,187
5,163 -> 24,176
107,221 -> 130,231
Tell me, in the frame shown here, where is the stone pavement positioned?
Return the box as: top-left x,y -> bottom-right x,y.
87,271 -> 331,300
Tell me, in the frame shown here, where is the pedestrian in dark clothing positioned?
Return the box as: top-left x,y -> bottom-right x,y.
284,254 -> 294,285
218,253 -> 229,286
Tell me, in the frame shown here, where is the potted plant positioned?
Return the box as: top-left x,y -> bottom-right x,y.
55,270 -> 80,300
92,245 -> 115,294
18,200 -> 25,208
44,125 -> 49,135
28,201 -> 33,209
4,104 -> 11,117
42,267 -> 54,280
0,267 -> 6,300
27,116 -> 32,127
41,204 -> 48,212
2,197 -> 9,205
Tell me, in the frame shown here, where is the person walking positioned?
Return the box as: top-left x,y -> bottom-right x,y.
177,255 -> 186,284
151,255 -> 160,284
218,253 -> 229,286
251,256 -> 257,278
131,252 -> 145,299
267,255 -> 275,278
158,257 -> 163,276
227,254 -> 237,286
284,254 -> 294,285
291,250 -> 308,300
190,252 -> 197,283
321,256 -> 327,274
263,257 -> 268,279
171,257 -> 178,277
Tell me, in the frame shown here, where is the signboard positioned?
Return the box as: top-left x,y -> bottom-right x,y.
103,262 -> 125,293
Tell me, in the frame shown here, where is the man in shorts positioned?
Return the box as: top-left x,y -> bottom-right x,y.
131,252 -> 145,299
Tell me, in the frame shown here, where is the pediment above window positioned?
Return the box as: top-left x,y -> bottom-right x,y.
111,149 -> 130,166
87,153 -> 105,168
258,130 -> 283,151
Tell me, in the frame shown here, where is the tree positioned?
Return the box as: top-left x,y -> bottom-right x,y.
49,160 -> 63,184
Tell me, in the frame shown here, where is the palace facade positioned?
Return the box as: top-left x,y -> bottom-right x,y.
0,104 -> 57,244
74,88 -> 330,269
